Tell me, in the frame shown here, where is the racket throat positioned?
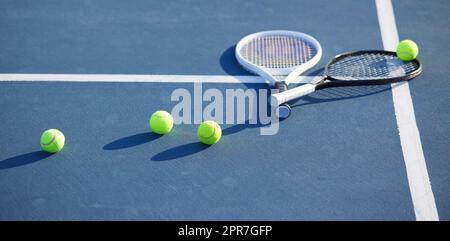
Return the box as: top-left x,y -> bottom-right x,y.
271,83 -> 316,105
274,81 -> 288,92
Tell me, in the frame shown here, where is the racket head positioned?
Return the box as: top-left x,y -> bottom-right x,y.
320,50 -> 422,88
235,30 -> 322,84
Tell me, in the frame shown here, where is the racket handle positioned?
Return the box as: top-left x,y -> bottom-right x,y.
271,83 -> 316,106
274,82 -> 291,119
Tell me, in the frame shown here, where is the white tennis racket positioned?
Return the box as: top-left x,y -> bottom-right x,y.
235,30 -> 322,118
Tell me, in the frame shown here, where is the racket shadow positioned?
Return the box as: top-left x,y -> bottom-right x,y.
288,85 -> 391,108
220,45 -> 251,76
284,67 -> 392,107
219,46 -> 316,136
220,45 -> 394,135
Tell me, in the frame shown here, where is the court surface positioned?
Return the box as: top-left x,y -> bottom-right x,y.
0,0 -> 448,220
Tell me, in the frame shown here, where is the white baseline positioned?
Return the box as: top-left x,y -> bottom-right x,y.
376,0 -> 439,220
0,73 -> 320,84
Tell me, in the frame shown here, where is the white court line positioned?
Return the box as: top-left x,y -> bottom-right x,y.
0,73 -> 320,84
376,0 -> 439,221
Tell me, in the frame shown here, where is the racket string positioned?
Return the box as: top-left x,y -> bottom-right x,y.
240,35 -> 318,69
327,53 -> 420,80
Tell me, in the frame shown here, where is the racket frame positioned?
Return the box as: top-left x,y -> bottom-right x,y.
235,30 -> 322,86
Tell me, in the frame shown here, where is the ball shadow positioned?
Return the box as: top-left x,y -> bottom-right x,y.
103,132 -> 161,150
222,120 -> 271,136
151,142 -> 210,161
0,151 -> 52,170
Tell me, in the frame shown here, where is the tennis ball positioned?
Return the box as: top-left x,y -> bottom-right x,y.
40,129 -> 65,153
396,40 -> 419,61
197,120 -> 221,145
149,110 -> 173,134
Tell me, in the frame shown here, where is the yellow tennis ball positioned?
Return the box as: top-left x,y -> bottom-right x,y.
149,110 -> 174,134
396,39 -> 419,61
40,129 -> 65,153
197,120 -> 221,145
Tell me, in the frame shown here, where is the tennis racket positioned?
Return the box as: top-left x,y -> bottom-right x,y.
235,30 -> 322,118
271,50 -> 422,107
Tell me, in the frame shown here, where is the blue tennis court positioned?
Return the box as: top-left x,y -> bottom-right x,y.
0,0 -> 448,220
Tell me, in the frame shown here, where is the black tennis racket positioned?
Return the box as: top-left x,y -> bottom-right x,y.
271,50 -> 422,107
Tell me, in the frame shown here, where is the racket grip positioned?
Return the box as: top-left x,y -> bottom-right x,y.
271,84 -> 316,106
